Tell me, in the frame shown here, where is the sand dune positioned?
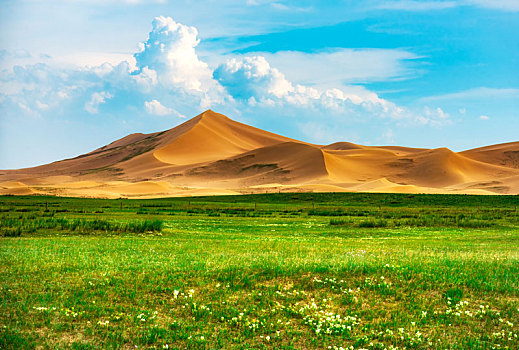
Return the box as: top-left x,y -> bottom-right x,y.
376,145 -> 429,155
1,181 -> 29,188
153,110 -> 294,165
0,181 -> 40,195
390,147 -> 517,188
460,141 -> 519,169
1,110 -> 518,197
181,141 -> 328,187
322,142 -> 363,151
322,148 -> 401,183
350,178 -> 432,194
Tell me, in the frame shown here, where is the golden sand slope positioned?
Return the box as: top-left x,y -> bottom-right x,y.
0,110 -> 518,197
153,111 -> 294,165
0,181 -> 41,195
460,141 -> 519,169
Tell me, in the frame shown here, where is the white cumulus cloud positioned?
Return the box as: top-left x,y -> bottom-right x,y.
214,56 -> 294,100
134,16 -> 218,94
1,16 -> 455,154
213,54 -> 434,126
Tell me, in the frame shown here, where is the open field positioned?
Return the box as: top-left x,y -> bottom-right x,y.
1,193 -> 519,349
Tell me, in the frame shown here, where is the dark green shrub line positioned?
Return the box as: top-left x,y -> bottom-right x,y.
0,217 -> 163,236
329,216 -> 493,228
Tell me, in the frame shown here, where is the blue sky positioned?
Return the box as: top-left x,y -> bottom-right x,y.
0,0 -> 518,169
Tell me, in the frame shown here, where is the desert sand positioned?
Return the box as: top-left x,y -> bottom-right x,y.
1,110 -> 518,198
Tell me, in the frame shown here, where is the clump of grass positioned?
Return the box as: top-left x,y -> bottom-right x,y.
0,226 -> 22,237
309,209 -> 346,216
456,218 -> 491,228
330,218 -> 348,226
357,219 -> 388,228
126,219 -> 163,233
444,288 -> 464,304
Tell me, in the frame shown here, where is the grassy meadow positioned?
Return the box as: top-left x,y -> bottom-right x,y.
1,193 -> 518,349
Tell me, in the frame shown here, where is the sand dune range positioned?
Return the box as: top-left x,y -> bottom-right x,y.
1,110 -> 518,198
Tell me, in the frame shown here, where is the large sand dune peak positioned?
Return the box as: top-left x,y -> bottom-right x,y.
1,110 -> 517,197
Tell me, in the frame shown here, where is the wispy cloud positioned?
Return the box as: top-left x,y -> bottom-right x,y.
466,0 -> 519,11
375,0 -> 519,11
375,1 -> 457,11
246,49 -> 422,86
145,100 -> 185,117
420,87 -> 519,102
85,91 -> 112,114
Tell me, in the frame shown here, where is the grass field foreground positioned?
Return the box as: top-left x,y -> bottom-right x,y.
1,193 -> 519,349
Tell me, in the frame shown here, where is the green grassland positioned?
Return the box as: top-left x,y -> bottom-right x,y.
1,193 -> 518,349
